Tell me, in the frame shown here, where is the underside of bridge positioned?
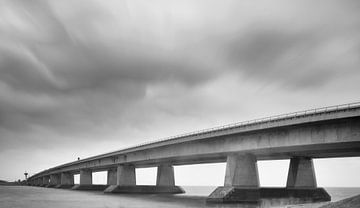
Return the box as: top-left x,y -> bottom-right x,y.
27,105 -> 360,204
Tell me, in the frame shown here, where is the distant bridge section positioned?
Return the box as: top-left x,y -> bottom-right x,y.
28,102 -> 360,203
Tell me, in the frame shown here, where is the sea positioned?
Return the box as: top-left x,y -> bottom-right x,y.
0,186 -> 359,208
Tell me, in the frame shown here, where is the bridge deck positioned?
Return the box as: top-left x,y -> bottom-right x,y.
29,102 -> 360,179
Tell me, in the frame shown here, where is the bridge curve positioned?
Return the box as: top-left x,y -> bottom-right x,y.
27,102 -> 360,203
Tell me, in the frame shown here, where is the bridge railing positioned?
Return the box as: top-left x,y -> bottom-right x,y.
130,101 -> 360,148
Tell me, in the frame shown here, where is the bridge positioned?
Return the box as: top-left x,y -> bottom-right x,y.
27,102 -> 360,203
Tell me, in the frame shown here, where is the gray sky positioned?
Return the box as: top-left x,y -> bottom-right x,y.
0,0 -> 360,186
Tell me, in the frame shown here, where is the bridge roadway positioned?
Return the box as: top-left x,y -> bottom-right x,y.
27,102 -> 360,203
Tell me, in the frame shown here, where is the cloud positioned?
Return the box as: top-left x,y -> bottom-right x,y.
1,0 -> 360,181
0,0 -> 223,151
214,1 -> 360,89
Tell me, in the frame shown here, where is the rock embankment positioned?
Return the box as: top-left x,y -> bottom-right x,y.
320,194 -> 360,208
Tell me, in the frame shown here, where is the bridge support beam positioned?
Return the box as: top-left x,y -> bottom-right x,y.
35,178 -> 41,186
104,165 -> 135,193
224,154 -> 260,187
208,154 -> 260,203
156,164 -> 175,186
155,164 -> 185,193
80,169 -> 92,185
287,157 -> 316,188
117,165 -> 136,185
56,172 -> 74,189
42,176 -> 50,187
107,168 -> 117,185
48,174 -> 60,187
277,157 -> 331,202
38,178 -> 43,186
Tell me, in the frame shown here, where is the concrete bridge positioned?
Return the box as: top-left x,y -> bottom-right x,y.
27,102 -> 360,203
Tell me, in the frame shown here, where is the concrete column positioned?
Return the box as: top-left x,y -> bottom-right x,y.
50,174 -> 60,185
38,178 -> 42,186
43,176 -> 50,186
287,157 -> 317,188
207,154 -> 260,202
224,154 -> 259,187
156,164 -> 175,186
107,168 -> 117,185
117,165 -> 136,185
80,169 -> 92,185
61,172 -> 74,185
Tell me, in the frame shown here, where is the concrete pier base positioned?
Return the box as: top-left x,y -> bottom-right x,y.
55,184 -> 74,189
207,187 -> 260,203
104,185 -> 185,194
207,187 -> 330,203
72,184 -> 108,191
45,184 -> 57,188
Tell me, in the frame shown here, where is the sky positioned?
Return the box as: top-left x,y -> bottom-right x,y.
0,0 -> 360,186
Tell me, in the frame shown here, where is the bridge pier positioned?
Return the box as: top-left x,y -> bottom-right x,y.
104,165 -> 136,193
287,157 -> 316,188
207,154 -> 260,203
55,172 -> 74,189
48,174 -> 60,187
157,164 -> 175,186
107,168 -> 117,185
207,156 -> 331,203
104,164 -> 184,194
155,164 -> 185,193
277,157 -> 331,202
42,176 -> 50,187
37,178 -> 42,186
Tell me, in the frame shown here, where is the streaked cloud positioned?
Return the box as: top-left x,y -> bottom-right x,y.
0,0 -> 360,182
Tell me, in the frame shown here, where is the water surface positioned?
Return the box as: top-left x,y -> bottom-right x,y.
0,186 -> 359,208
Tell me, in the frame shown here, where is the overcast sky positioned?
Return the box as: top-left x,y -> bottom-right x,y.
0,0 -> 360,186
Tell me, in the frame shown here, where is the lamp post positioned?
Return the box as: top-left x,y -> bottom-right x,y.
24,172 -> 28,181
